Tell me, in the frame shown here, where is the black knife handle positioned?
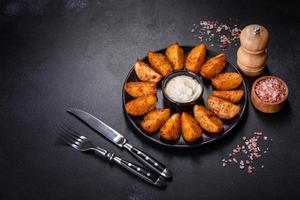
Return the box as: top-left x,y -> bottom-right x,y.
113,156 -> 166,188
94,149 -> 166,187
123,143 -> 172,179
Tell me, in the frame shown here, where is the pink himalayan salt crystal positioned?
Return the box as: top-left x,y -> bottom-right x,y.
255,78 -> 287,103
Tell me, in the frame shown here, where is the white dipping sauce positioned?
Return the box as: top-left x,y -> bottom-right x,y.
164,75 -> 202,103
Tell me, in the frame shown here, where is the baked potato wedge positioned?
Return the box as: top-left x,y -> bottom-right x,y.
181,112 -> 202,142
134,60 -> 162,83
185,43 -> 206,73
193,105 -> 223,133
165,43 -> 184,70
124,82 -> 157,98
207,96 -> 241,119
141,108 -> 171,133
200,53 -> 227,79
211,90 -> 244,103
125,95 -> 157,116
211,72 -> 243,90
160,113 -> 181,141
148,52 -> 173,76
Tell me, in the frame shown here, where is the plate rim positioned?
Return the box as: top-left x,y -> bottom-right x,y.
122,46 -> 248,148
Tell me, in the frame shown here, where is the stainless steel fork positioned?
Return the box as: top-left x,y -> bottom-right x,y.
58,125 -> 166,187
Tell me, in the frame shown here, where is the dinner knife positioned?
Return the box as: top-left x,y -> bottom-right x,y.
67,108 -> 172,179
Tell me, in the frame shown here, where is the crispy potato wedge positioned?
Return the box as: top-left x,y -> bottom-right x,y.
181,112 -> 202,142
125,95 -> 157,116
160,113 -> 181,141
207,96 -> 241,119
124,82 -> 157,98
165,43 -> 184,70
141,108 -> 171,133
200,53 -> 227,79
134,60 -> 162,83
185,43 -> 206,73
211,72 -> 243,90
193,105 -> 223,133
211,90 -> 244,103
148,52 -> 173,76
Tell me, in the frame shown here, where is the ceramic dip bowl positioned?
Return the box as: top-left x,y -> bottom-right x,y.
162,70 -> 204,111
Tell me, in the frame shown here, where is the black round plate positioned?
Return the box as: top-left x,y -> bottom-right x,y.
122,46 -> 247,148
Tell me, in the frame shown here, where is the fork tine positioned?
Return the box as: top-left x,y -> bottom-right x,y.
62,128 -> 79,141
59,126 -> 80,142
60,123 -> 83,140
58,124 -> 80,143
60,123 -> 80,134
59,132 -> 76,146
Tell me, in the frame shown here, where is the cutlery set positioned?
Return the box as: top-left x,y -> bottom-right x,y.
59,108 -> 172,187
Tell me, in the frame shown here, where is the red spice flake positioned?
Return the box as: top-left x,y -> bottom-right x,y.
255,78 -> 287,103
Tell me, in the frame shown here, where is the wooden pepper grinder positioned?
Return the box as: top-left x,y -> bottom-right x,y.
237,24 -> 269,76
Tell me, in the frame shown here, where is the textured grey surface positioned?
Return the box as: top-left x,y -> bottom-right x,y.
1,0 -> 300,199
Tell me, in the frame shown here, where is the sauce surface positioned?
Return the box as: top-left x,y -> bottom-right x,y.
164,75 -> 202,103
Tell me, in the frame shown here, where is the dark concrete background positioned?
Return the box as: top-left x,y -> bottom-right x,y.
1,0 -> 300,199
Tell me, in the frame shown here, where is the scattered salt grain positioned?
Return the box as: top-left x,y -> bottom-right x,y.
254,132 -> 263,136
240,160 -> 244,166
233,158 -> 238,164
190,19 -> 241,49
221,131 -> 271,174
